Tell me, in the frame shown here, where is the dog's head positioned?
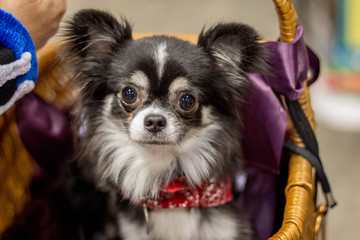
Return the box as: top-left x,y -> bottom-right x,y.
63,9 -> 266,201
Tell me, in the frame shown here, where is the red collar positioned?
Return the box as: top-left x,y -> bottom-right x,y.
140,176 -> 233,209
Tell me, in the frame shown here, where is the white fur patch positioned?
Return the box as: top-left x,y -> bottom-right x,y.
211,43 -> 242,73
175,122 -> 222,186
129,105 -> 181,145
212,49 -> 247,91
102,94 -> 114,117
168,77 -> 190,94
201,106 -> 215,125
198,209 -> 239,239
118,211 -> 149,240
129,71 -> 149,90
155,43 -> 168,78
168,77 -> 191,103
82,34 -> 116,52
213,51 -> 240,71
150,209 -> 200,240
118,208 -> 239,240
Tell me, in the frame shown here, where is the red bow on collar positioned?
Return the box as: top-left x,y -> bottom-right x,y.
144,176 -> 233,209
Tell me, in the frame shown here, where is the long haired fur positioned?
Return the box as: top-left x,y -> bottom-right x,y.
59,9 -> 267,240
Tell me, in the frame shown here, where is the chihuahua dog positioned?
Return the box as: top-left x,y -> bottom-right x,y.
62,9 -> 267,240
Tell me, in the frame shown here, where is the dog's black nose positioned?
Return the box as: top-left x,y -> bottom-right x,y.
144,115 -> 167,133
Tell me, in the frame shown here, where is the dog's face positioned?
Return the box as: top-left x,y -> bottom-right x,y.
107,37 -> 216,147
64,9 -> 266,201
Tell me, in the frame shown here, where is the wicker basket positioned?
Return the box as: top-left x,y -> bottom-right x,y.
0,0 -> 326,239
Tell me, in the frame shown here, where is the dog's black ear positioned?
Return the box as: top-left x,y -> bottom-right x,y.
197,23 -> 266,74
198,23 -> 268,117
63,9 -> 132,58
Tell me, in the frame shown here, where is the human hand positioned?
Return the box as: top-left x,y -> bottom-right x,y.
0,0 -> 67,49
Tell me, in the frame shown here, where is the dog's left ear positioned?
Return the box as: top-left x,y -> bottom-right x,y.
197,23 -> 267,74
198,23 -> 267,117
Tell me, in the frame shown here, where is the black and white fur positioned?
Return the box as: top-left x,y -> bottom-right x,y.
63,9 -> 267,240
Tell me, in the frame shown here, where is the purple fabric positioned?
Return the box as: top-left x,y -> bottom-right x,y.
15,93 -> 73,172
238,167 -> 277,240
243,25 -> 319,174
240,25 -> 320,240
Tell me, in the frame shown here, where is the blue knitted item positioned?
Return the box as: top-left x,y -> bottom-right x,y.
0,9 -> 39,114
0,9 -> 38,87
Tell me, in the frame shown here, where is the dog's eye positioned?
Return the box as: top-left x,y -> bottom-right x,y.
179,94 -> 196,111
122,87 -> 137,104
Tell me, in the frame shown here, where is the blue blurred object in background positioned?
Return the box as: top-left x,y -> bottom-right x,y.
331,0 -> 360,73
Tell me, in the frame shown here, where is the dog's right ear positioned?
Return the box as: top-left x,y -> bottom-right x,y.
63,9 -> 132,58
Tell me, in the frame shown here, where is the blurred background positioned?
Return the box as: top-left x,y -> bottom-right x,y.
62,0 -> 360,239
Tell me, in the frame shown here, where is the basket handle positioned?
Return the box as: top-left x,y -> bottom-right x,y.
273,0 -> 298,43
270,0 -> 318,240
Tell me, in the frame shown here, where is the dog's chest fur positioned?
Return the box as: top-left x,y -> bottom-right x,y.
117,206 -> 252,240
